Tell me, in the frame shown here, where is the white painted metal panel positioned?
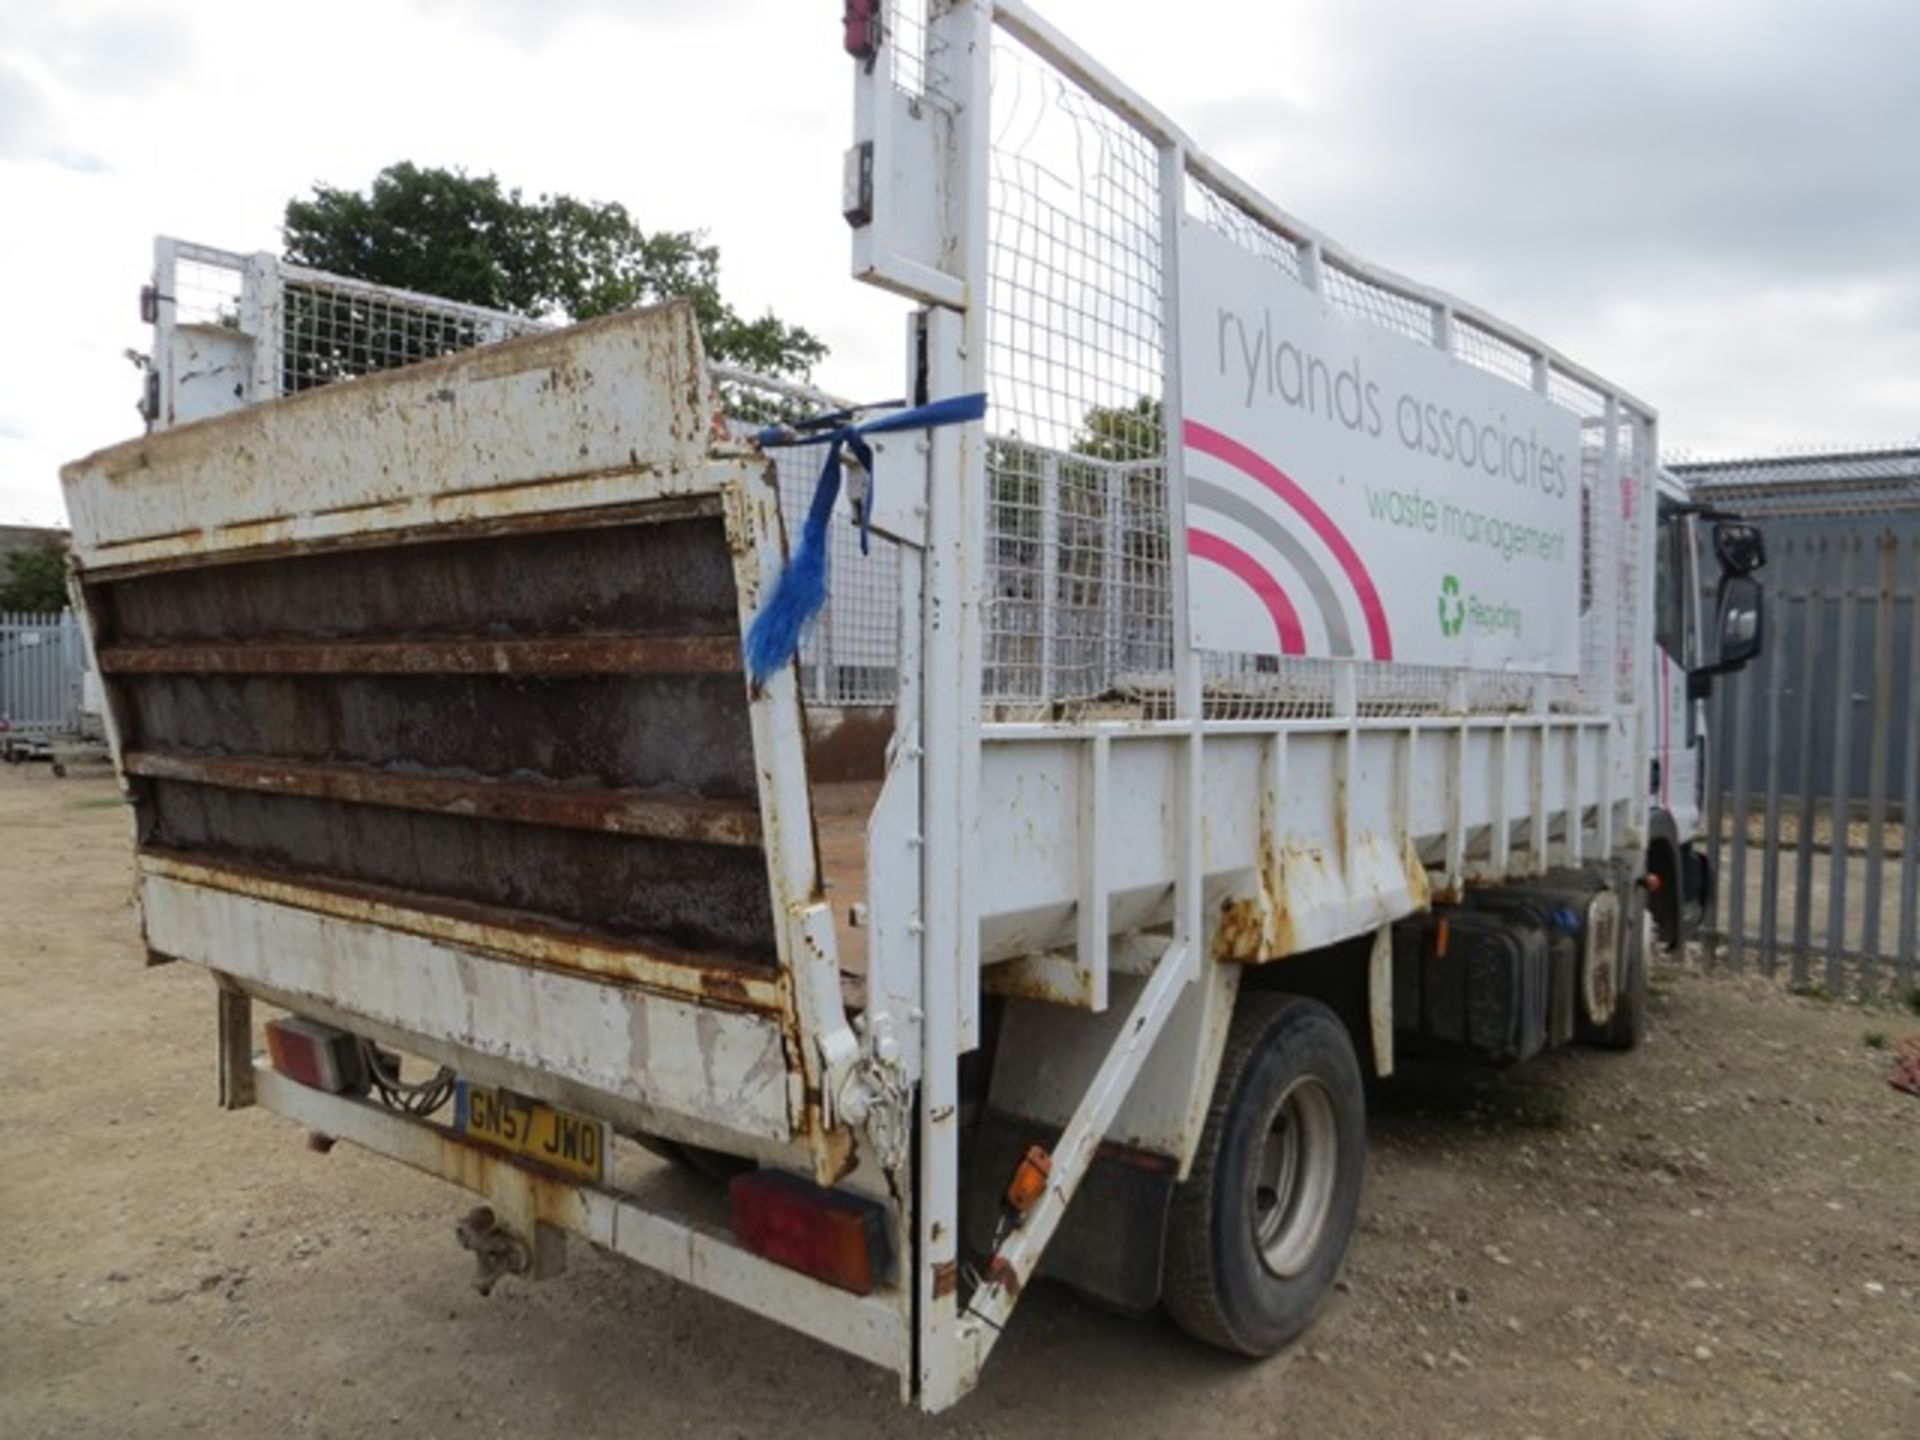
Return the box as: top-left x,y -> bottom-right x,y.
974,718 -> 1615,965
63,304 -> 717,567
142,874 -> 795,1142
1180,222 -> 1585,671
253,1068 -> 910,1373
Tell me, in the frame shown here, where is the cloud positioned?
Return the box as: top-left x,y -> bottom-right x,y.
1143,0 -> 1920,450
41,14 -> 193,94
403,0 -> 740,48
1196,0 -> 1920,306
0,8 -> 195,97
0,0 -> 1912,527
0,61 -> 53,156
0,59 -> 109,172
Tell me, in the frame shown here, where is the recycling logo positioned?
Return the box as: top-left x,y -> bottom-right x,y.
1437,574 -> 1465,637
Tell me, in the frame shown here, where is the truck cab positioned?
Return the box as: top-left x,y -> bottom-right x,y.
1649,469 -> 1767,948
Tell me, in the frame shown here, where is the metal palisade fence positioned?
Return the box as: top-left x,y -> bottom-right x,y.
1,610 -> 88,738
1687,452 -> 1920,998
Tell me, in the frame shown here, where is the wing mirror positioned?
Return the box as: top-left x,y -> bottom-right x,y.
1710,573 -> 1763,672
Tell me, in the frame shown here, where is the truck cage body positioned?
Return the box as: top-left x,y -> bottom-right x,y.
64,2 -> 1657,1411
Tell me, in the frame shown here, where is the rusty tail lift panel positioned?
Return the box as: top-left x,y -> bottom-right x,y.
61,303 -> 871,1190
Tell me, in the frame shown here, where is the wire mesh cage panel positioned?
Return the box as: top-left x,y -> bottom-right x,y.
278,270 -> 543,395
981,23 -> 1647,724
146,241 -> 900,709
1320,262 -> 1434,349
170,243 -> 246,329
723,394 -> 902,710
985,34 -> 1172,715
882,0 -> 936,102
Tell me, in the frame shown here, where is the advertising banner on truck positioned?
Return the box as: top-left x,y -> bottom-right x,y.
1178,222 -> 1583,673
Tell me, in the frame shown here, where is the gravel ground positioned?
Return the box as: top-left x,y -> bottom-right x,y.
2,765 -> 1916,1438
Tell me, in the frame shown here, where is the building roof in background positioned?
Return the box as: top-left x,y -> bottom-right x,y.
1670,447 -> 1920,516
0,524 -> 70,564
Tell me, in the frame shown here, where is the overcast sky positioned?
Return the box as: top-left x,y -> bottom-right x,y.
2,0 -> 1914,526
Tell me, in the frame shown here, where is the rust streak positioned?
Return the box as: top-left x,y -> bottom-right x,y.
1212,894 -> 1267,963
138,850 -> 783,1011
932,1261 -> 959,1300
985,1255 -> 1023,1300
83,492 -> 725,582
698,969 -> 753,1006
122,751 -> 763,848
99,632 -> 740,677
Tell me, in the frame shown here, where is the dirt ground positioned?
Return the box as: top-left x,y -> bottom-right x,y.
2,765 -> 1916,1439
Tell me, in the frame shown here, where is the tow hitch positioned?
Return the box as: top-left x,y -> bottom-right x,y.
454,1206 -> 530,1296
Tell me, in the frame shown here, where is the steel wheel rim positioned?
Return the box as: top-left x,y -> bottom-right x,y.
1251,1075 -> 1339,1278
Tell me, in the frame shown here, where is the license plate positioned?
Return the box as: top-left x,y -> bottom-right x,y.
454,1083 -> 607,1183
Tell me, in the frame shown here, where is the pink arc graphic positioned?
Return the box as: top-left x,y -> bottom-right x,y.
1186,528 -> 1306,655
1183,419 -> 1394,661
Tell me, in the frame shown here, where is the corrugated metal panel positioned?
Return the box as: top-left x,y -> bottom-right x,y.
0,610 -> 85,736
1706,527 -> 1917,997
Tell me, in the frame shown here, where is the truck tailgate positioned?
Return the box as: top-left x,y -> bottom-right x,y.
62,302 -> 858,1180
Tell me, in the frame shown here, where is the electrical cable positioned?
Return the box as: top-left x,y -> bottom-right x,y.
358,1038 -> 456,1118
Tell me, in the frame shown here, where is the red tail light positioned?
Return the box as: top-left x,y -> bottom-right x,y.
266,1017 -> 366,1094
729,1170 -> 889,1295
844,0 -> 882,62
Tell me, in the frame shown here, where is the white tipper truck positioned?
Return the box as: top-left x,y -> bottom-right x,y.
62,3 -> 1765,1412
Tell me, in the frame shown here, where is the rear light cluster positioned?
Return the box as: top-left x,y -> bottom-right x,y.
843,0 -> 882,62
729,1170 -> 889,1295
266,1017 -> 367,1095
269,1014 -> 892,1295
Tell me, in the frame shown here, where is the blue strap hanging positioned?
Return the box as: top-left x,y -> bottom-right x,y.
744,391 -> 988,687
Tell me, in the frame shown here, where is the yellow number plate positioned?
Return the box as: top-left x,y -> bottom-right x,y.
456,1084 -> 606,1183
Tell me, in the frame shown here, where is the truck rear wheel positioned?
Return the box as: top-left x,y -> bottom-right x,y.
1590,904 -> 1651,1051
1163,994 -> 1365,1356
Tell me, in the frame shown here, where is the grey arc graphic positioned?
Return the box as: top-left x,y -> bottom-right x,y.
1187,476 -> 1356,656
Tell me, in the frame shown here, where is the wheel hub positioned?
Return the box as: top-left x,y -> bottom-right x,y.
1251,1076 -> 1338,1278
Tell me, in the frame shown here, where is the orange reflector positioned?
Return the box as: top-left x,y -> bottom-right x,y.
1004,1144 -> 1052,1217
728,1171 -> 888,1296
266,1017 -> 365,1094
1642,871 -> 1663,893
1434,917 -> 1450,959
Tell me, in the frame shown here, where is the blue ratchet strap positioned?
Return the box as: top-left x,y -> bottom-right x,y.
744,391 -> 988,686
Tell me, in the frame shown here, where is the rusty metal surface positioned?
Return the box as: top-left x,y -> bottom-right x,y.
62,283 -> 882,1229
123,751 -> 764,848
98,632 -> 740,676
61,303 -> 718,567
195,865 -> 780,1015
247,1065 -> 910,1372
118,672 -> 756,797
142,782 -> 779,960
89,503 -> 785,965
97,517 -> 739,645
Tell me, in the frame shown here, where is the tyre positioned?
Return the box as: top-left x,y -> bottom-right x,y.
1163,993 -> 1366,1356
1679,846 -> 1709,939
1591,899 -> 1650,1051
1647,840 -> 1684,952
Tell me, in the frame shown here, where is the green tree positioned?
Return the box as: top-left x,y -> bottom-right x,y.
1,541 -> 69,613
282,162 -> 826,381
1072,395 -> 1164,463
